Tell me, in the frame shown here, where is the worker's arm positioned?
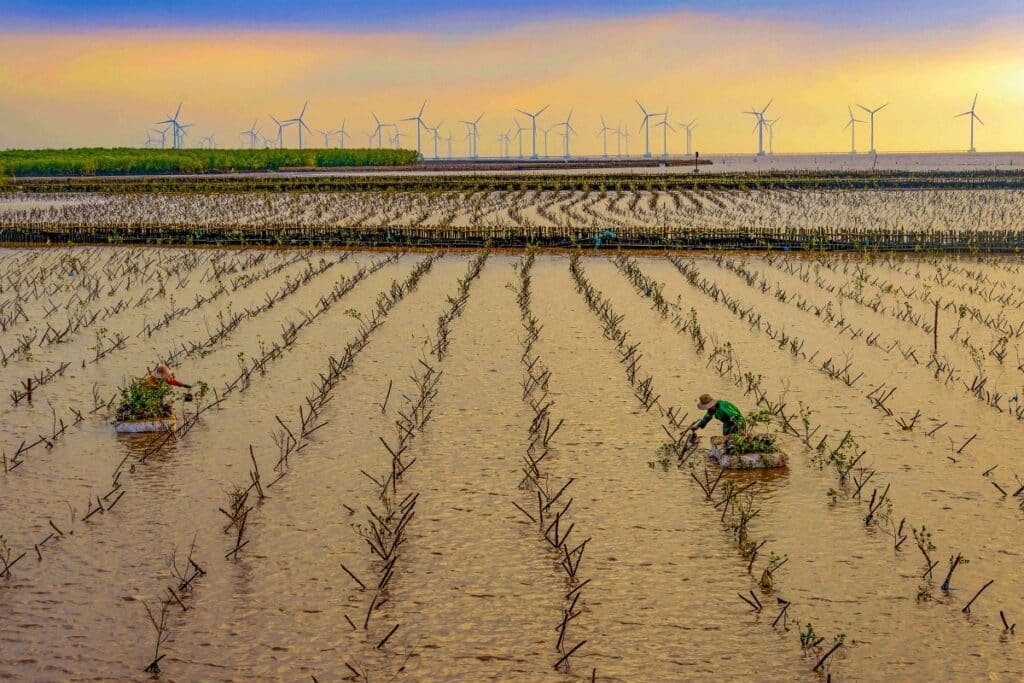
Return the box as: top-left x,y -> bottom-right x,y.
695,411 -> 713,429
165,377 -> 191,388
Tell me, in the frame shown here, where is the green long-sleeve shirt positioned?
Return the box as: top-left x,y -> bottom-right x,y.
697,400 -> 745,435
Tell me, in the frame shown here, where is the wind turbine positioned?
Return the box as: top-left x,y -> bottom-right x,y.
401,100 -> 429,158
156,102 -> 189,149
555,109 -> 575,159
856,102 -> 888,154
269,115 -> 285,148
612,126 -> 622,157
743,99 -> 773,156
241,120 -> 259,149
515,105 -> 549,159
336,119 -> 350,149
392,126 -> 404,148
143,130 -> 156,149
460,113 -> 484,159
636,101 -> 665,158
678,119 -> 696,156
621,124 -> 631,157
445,130 -> 454,159
541,126 -> 551,158
843,106 -> 864,154
199,133 -> 215,149
765,118 -> 779,155
371,113 -> 394,149
655,109 -> 675,158
282,101 -> 311,149
365,131 -> 375,147
512,118 -> 528,158
955,94 -> 983,153
318,129 -> 337,148
427,121 -> 442,159
151,127 -> 169,149
597,116 -> 613,158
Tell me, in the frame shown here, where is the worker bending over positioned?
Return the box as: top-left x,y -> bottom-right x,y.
691,393 -> 745,435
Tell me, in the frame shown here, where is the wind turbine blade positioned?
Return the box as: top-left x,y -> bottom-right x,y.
975,114 -> 984,125
299,101 -> 308,118
857,104 -> 871,114
877,102 -> 889,112
419,100 -> 426,117
972,93 -> 978,110
373,112 -> 381,125
536,105 -> 549,117
636,100 -> 647,115
954,111 -> 970,118
515,109 -> 531,118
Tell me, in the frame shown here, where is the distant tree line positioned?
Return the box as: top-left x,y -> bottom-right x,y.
0,148 -> 419,177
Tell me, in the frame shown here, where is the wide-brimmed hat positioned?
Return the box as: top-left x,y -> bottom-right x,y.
152,363 -> 172,378
697,394 -> 716,410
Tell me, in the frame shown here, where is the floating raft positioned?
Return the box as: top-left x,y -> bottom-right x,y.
114,415 -> 176,434
711,436 -> 789,469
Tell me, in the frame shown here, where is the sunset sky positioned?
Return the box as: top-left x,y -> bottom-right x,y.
2,1 -> 1022,154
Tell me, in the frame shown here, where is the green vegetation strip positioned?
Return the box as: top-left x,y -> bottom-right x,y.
0,148 -> 419,177
3,168 -> 1024,193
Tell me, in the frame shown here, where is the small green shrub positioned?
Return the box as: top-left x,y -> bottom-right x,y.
117,378 -> 174,420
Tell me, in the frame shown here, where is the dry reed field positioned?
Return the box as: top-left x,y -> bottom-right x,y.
1,245 -> 1024,680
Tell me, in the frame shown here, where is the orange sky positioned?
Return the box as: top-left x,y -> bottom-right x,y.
2,11 -> 1022,154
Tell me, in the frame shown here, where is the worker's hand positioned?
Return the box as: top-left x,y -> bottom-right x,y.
182,383 -> 193,389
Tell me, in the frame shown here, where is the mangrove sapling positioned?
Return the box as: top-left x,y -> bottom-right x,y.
941,553 -> 969,591
912,526 -> 939,579
759,551 -> 788,590
142,599 -> 171,674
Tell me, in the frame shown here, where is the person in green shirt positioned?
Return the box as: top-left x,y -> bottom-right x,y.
691,394 -> 745,436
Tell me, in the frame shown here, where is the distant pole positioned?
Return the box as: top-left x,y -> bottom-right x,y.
694,151 -> 699,174
933,300 -> 939,357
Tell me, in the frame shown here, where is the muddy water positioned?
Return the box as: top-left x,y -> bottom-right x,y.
1,247 -> 1023,681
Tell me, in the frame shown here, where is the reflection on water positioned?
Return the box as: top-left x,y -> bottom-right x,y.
0,247 -> 1022,681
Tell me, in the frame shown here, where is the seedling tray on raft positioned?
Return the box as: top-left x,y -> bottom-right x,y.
711,436 -> 789,469
114,415 -> 176,434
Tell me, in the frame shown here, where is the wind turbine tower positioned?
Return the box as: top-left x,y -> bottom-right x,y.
636,101 -> 665,158
270,115 -> 285,148
460,113 -> 484,159
556,109 -> 575,159
678,119 -> 696,156
655,108 -> 675,158
597,116 -> 612,158
156,102 -> 190,150
515,105 -> 549,159
241,120 -> 260,149
743,99 -> 773,156
401,100 -> 429,159
843,106 -> 864,154
766,118 -> 779,155
337,119 -> 350,149
955,94 -> 983,153
513,118 -> 527,158
282,101 -> 311,149
856,102 -> 888,154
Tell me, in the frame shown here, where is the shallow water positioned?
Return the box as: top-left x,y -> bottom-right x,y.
1,247 -> 1023,681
